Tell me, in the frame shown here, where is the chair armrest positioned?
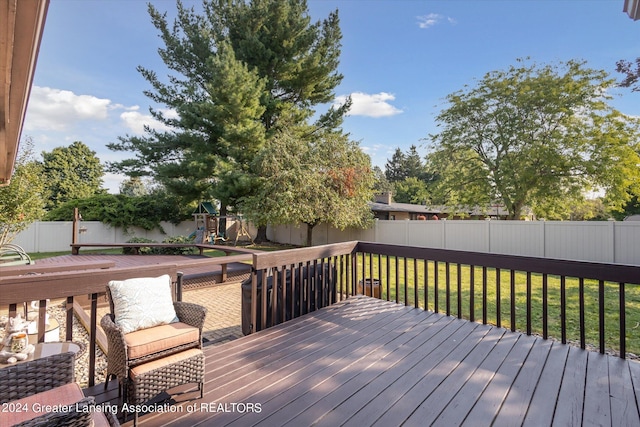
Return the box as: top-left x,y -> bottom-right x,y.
0,352 -> 75,403
100,314 -> 129,380
174,302 -> 207,333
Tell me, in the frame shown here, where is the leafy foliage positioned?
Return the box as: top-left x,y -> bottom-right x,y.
0,137 -> 46,245
44,192 -> 193,232
241,129 -> 374,246
123,236 -> 196,255
42,141 -> 105,210
428,59 -> 640,219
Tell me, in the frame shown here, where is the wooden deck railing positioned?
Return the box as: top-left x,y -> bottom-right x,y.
248,241 -> 640,359
2,240 -> 638,390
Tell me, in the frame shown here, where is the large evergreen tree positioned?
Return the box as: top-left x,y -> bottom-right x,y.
108,0 -> 347,241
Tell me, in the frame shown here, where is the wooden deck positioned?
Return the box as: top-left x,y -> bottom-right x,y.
98,295 -> 640,426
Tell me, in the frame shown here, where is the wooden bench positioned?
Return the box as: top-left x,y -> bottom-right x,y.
71,242 -> 262,256
71,243 -> 205,255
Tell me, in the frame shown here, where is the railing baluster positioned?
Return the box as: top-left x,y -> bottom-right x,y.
510,270 -> 516,333
66,296 -> 74,341
470,265 -> 475,322
350,254 -> 355,297
457,263 -> 462,319
386,254 -> 390,302
424,259 -> 429,312
620,282 -> 626,359
579,277 -> 585,349
361,253 -> 366,296
261,268 -> 268,329
560,276 -> 566,344
281,264 -> 287,322
526,271 -> 531,335
89,292 -> 98,387
542,274 -> 548,339
446,262 -> 451,316
368,253 -> 374,298
496,268 -> 501,328
37,299 -> 47,343
404,257 -> 408,307
482,266 -> 487,324
598,280 -> 605,354
414,258 -> 419,309
378,254 -> 382,300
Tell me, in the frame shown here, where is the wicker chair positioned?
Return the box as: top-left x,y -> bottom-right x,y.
0,351 -> 120,427
101,283 -> 207,426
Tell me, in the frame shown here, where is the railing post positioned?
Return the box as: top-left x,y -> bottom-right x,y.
176,272 -> 183,302
88,293 -> 98,387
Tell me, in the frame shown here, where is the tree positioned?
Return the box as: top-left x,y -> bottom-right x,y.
0,137 -> 45,245
42,141 -> 104,210
119,177 -> 150,197
393,177 -> 430,205
616,58 -> 640,91
385,148 -> 406,182
108,0 -> 347,242
404,145 -> 425,180
428,59 -> 640,219
241,129 -> 374,246
372,166 -> 394,193
45,191 -> 192,232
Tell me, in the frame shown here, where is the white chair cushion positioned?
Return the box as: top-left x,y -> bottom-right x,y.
108,274 -> 178,334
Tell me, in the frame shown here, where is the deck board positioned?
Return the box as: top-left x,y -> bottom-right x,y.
106,295 -> 639,427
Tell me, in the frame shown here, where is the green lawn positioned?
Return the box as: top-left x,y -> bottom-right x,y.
354,254 -> 640,356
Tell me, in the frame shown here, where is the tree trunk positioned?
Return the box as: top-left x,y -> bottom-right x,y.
219,204 -> 227,236
254,225 -> 269,243
306,223 -> 314,247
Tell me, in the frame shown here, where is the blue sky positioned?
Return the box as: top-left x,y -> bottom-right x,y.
23,0 -> 640,193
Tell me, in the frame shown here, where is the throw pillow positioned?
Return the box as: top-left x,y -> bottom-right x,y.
108,274 -> 178,334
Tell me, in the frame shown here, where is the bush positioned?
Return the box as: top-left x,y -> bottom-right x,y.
123,237 -> 157,255
124,236 -> 196,255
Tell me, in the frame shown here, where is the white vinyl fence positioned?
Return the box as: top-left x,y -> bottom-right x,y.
268,220 -> 640,266
9,219 -> 640,266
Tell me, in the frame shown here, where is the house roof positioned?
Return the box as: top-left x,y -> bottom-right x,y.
0,0 -> 49,185
369,201 -> 515,217
624,0 -> 640,20
368,201 -> 442,214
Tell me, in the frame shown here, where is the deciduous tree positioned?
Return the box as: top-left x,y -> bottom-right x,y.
428,59 -> 640,219
42,141 -> 104,210
0,138 -> 45,245
241,129 -> 374,246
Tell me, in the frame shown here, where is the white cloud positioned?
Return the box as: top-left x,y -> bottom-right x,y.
120,108 -> 177,135
24,86 -> 112,131
417,13 -> 456,29
335,92 -> 403,118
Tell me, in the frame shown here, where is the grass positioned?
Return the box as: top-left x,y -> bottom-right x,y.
354,254 -> 640,356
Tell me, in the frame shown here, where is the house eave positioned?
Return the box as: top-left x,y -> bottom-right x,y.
0,0 -> 49,186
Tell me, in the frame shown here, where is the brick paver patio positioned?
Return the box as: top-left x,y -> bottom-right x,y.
183,282 -> 244,345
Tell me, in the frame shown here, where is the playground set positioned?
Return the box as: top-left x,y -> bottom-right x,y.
191,202 -> 253,246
